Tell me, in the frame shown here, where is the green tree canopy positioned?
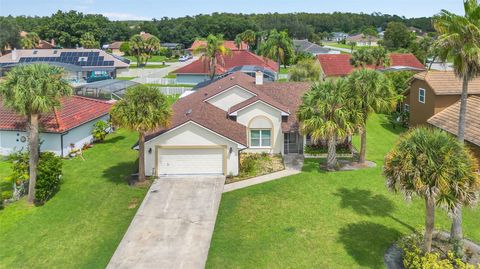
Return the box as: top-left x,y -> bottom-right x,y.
80,32 -> 100,49
20,32 -> 40,49
259,29 -> 295,68
193,34 -> 231,79
289,58 -> 321,82
382,21 -> 414,51
129,34 -> 161,67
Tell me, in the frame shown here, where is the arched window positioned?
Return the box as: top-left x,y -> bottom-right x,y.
248,116 -> 273,148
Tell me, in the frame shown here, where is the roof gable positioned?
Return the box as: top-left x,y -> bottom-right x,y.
413,71 -> 480,95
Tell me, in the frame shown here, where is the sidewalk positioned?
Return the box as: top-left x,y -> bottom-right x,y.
223,154 -> 303,193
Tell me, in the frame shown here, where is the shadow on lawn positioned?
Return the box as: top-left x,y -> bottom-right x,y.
102,159 -> 138,184
334,188 -> 415,232
338,221 -> 402,269
102,135 -> 127,144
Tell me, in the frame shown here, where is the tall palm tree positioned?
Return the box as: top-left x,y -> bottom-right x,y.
0,64 -> 72,203
110,85 -> 171,182
297,79 -> 362,170
434,0 -> 480,240
193,34 -> 231,80
129,34 -> 161,67
384,127 -> 480,252
238,29 -> 256,50
347,69 -> 397,164
20,32 -> 40,49
259,29 -> 295,69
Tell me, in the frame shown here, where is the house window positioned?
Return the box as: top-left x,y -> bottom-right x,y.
404,104 -> 410,112
250,129 -> 271,148
418,88 -> 426,104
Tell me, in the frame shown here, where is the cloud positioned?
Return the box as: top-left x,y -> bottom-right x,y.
101,12 -> 150,21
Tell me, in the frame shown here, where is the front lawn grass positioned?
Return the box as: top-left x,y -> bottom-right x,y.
124,55 -> 177,63
324,41 -> 356,51
116,76 -> 137,81
207,114 -> 480,268
0,129 -> 149,268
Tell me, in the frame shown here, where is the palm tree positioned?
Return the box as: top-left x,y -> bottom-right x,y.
129,34 -> 161,67
79,32 -> 99,49
20,32 -> 40,49
234,35 -> 243,50
370,46 -> 390,68
347,69 -> 397,164
384,127 -> 480,252
350,47 -> 374,68
434,0 -> 480,240
110,85 -> 171,182
0,64 -> 72,203
347,41 -> 357,53
297,79 -> 362,170
193,34 -> 231,80
259,29 -> 295,69
238,29 -> 256,50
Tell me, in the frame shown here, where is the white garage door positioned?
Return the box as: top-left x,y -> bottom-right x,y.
158,147 -> 224,175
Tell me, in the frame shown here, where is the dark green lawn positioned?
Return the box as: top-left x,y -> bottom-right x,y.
0,129 -> 148,268
207,114 -> 480,269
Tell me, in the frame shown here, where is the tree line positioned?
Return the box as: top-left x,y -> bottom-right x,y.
1,10 -> 433,51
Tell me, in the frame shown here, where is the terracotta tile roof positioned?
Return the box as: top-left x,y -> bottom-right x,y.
427,96 -> 480,146
173,50 -> 278,75
145,72 -> 311,144
317,53 -> 425,77
413,71 -> 480,95
0,96 -> 112,133
188,40 -> 249,51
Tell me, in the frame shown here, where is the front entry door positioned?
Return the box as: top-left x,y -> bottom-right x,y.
284,133 -> 303,154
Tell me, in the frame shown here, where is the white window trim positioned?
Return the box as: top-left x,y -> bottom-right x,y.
249,129 -> 272,148
418,88 -> 426,104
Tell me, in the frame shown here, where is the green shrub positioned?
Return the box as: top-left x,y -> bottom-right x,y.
1,190 -> 12,200
92,120 -> 109,142
35,152 -> 62,205
241,155 -> 258,174
400,232 -> 477,269
304,144 -> 352,155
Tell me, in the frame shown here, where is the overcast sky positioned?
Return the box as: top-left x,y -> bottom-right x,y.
0,0 -> 464,20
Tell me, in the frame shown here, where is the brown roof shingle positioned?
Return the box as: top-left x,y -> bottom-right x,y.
427,96 -> 480,146
413,71 -> 480,95
145,72 -> 312,144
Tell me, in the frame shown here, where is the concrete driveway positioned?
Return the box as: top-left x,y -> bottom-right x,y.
107,176 -> 225,269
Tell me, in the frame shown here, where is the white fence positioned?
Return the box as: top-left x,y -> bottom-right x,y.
154,86 -> 191,95
278,74 -> 289,80
145,78 -> 178,85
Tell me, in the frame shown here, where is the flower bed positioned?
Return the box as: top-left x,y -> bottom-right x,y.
226,153 -> 284,184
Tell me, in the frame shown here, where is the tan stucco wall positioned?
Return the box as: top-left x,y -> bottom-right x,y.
144,122 -> 240,176
408,80 -> 437,127
207,86 -> 255,111
236,102 -> 284,154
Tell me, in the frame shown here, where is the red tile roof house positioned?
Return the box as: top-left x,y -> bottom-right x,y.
317,53 -> 425,79
0,96 -> 112,157
187,40 -> 249,52
140,71 -> 310,176
172,50 -> 279,85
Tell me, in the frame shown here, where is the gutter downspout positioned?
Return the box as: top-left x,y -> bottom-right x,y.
60,131 -> 69,157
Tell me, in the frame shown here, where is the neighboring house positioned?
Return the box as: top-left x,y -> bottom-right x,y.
317,53 -> 425,78
0,96 -> 112,157
104,41 -> 124,56
427,96 -> 480,160
172,50 -> 278,84
140,72 -> 310,176
0,49 -> 130,84
404,71 -> 480,127
188,40 -> 249,51
293,39 -> 340,55
160,43 -> 183,50
331,32 -> 349,42
345,34 -> 380,46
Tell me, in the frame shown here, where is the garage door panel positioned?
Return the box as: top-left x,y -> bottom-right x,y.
158,148 -> 224,175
